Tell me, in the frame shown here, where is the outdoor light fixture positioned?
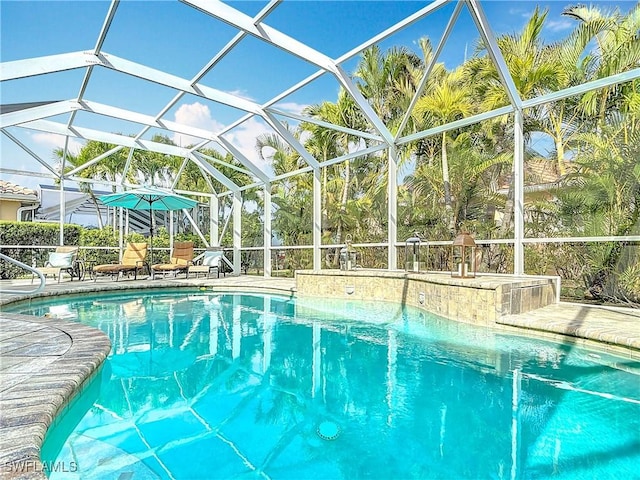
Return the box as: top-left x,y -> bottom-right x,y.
340,234 -> 358,271
405,233 -> 421,272
451,232 -> 477,278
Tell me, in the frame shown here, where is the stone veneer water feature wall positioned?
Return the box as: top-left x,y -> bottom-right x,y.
295,270 -> 560,326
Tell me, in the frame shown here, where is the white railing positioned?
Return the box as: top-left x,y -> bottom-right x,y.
0,253 -> 45,295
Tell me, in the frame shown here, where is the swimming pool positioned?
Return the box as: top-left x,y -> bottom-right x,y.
6,290 -> 640,479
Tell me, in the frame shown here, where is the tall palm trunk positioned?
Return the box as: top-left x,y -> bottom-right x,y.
441,131 -> 454,231
499,172 -> 515,237
334,158 -> 351,264
88,189 -> 105,229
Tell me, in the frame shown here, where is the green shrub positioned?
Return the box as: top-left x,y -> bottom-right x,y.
79,227 -> 120,265
1,222 -> 212,279
0,221 -> 82,279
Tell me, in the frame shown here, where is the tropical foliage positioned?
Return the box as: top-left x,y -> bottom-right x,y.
41,4 -> 639,303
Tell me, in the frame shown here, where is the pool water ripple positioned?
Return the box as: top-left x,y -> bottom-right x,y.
5,291 -> 639,480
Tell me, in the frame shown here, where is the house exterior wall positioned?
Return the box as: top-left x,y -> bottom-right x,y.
0,200 -> 20,221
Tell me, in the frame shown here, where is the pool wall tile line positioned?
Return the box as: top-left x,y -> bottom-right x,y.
296,270 -> 559,325
0,313 -> 111,480
295,270 -> 640,355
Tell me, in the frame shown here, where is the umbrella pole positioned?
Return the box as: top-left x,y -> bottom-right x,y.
149,207 -> 153,267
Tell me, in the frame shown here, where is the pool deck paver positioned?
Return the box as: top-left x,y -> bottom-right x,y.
499,302 -> 640,356
0,274 -> 638,479
0,313 -> 111,479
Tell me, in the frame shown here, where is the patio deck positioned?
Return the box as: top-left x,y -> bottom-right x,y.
0,274 -> 638,478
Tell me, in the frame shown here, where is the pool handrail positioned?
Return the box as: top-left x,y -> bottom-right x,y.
0,252 -> 46,295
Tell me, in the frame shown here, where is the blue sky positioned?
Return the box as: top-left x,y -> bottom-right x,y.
1,0 -> 635,191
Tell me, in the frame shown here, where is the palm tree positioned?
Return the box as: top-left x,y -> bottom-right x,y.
562,4 -> 640,125
256,127 -> 313,264
301,116 -> 342,241
53,140 -> 132,227
559,121 -> 640,301
302,91 -> 364,247
354,44 -> 423,133
414,67 -> 473,231
465,8 -> 564,236
130,135 -> 182,187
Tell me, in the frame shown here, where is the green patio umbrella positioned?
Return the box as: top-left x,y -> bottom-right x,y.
99,186 -> 198,265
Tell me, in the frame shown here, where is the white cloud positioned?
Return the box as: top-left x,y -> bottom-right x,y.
226,89 -> 255,102
508,8 -> 529,17
225,117 -> 274,175
546,19 -> 574,32
172,102 -> 225,148
172,101 -> 312,179
31,132 -> 83,156
276,102 -> 309,116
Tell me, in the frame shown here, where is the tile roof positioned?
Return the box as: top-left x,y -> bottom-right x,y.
0,180 -> 38,198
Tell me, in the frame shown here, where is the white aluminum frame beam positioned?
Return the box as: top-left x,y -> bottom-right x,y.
398,105 -> 514,145
68,0 -> 119,126
171,159 -> 189,190
395,1 -> 464,140
217,143 -> 388,196
262,110 -> 320,169
19,119 -> 191,156
216,136 -> 271,184
522,68 -> 640,109
263,182 -> 272,277
266,107 -> 383,142
97,53 -> 264,115
80,100 -> 219,141
233,192 -> 242,274
190,151 -> 241,192
465,0 -> 523,110
1,130 -> 60,176
0,168 -> 55,179
66,145 -> 125,177
336,0 -> 452,65
313,168 -> 321,270
196,152 -> 253,177
332,64 -> 395,145
182,0 -> 336,71
0,100 -> 80,128
388,146 -> 398,270
0,51 -> 98,81
513,109 -> 525,274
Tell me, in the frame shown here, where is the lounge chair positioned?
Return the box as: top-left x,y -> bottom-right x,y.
32,246 -> 81,283
187,247 -> 226,279
151,241 -> 194,279
92,242 -> 148,281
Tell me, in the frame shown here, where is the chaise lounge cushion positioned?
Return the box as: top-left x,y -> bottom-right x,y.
202,250 -> 222,266
93,242 -> 148,280
151,241 -> 194,277
47,251 -> 74,267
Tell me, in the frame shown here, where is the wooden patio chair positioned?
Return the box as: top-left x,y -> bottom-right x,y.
92,242 -> 148,281
151,241 -> 194,279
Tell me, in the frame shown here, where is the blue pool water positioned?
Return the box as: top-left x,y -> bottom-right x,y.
6,291 -> 640,479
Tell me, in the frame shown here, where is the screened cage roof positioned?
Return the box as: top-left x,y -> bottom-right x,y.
1,0 -> 639,199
